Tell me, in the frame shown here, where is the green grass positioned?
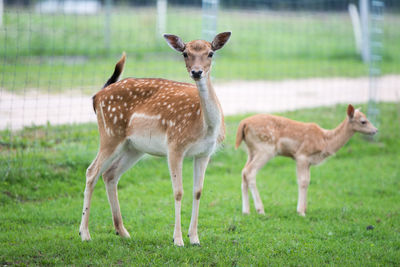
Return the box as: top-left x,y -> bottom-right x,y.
1,103 -> 400,265
1,7 -> 400,92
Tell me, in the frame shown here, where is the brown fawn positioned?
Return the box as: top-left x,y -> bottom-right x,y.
235,104 -> 378,216
79,32 -> 231,246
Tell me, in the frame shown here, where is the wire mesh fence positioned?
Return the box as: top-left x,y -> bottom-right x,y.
0,0 -> 399,179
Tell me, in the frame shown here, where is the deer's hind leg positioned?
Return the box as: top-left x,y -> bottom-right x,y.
241,145 -> 275,215
241,153 -> 253,214
79,140 -> 124,241
102,147 -> 144,238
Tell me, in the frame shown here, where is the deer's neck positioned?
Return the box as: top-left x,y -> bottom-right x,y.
324,118 -> 354,154
195,73 -> 222,137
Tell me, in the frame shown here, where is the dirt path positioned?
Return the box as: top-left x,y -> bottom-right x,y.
1,75 -> 399,130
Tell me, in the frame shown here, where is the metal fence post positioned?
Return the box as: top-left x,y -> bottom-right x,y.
104,0 -> 112,54
202,0 -> 218,42
0,0 -> 3,27
157,0 -> 167,38
360,0 -> 371,63
367,0 -> 384,140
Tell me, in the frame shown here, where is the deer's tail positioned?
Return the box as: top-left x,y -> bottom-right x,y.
102,52 -> 126,89
235,120 -> 246,149
92,52 -> 126,113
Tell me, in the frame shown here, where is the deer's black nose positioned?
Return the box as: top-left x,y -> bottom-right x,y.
191,70 -> 203,79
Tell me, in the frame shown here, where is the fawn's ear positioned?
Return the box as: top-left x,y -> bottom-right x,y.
347,104 -> 355,119
211,32 -> 231,51
163,34 -> 185,52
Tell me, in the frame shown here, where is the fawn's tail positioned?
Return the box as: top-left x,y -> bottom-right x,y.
235,120 -> 246,149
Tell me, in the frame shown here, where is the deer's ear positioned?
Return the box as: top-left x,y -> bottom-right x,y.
211,32 -> 231,51
347,104 -> 355,119
163,34 -> 185,52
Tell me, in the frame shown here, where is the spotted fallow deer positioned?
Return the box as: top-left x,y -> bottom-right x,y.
235,105 -> 378,216
79,32 -> 231,246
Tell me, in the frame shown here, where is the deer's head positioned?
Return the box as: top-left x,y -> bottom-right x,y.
347,104 -> 378,135
164,32 -> 231,81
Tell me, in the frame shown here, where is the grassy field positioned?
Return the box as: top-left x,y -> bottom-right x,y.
1,7 -> 400,92
1,103 -> 399,265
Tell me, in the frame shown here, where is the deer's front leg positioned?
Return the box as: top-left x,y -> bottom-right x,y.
188,156 -> 209,245
168,150 -> 184,246
296,160 -> 311,216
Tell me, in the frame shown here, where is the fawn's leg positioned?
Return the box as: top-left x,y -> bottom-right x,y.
241,154 -> 253,214
296,160 -> 311,216
242,148 -> 273,214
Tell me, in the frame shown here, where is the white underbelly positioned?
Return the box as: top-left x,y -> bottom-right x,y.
185,136 -> 217,157
127,132 -> 168,156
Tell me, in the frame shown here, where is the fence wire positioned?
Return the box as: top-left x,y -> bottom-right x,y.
0,0 -> 399,178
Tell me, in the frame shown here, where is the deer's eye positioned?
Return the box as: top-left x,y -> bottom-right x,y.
208,52 -> 214,58
361,121 -> 367,125
182,52 -> 188,58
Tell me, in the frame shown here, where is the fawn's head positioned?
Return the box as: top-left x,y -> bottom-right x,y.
347,104 -> 378,135
164,32 -> 231,81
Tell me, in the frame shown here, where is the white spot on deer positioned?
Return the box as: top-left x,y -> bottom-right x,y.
113,116 -> 118,124
197,109 -> 201,115
123,80 -> 127,84
167,104 -> 171,109
110,95 -> 114,100
124,103 -> 127,107
107,106 -> 111,112
120,113 -> 123,119
162,119 -> 165,125
129,113 -> 161,126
